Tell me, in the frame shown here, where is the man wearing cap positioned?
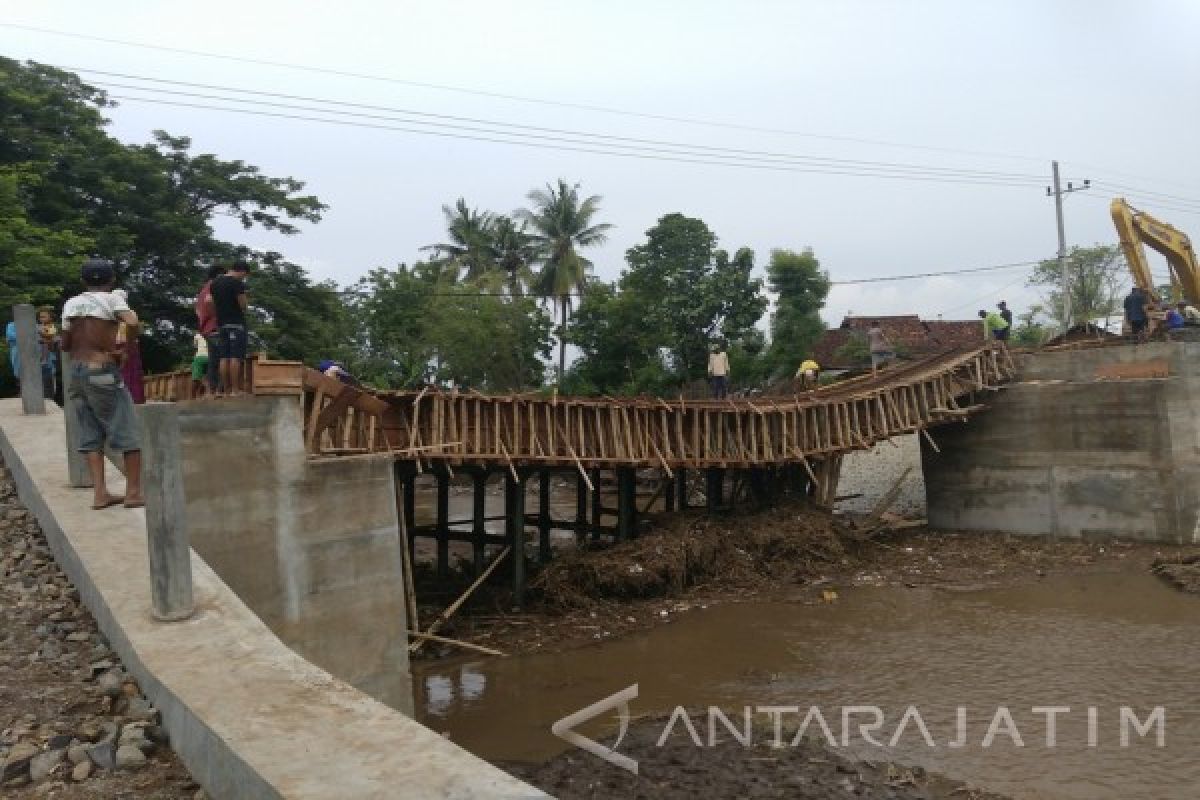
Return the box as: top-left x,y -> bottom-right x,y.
60,259 -> 144,509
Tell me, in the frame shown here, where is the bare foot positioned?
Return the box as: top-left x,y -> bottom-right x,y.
123,495 -> 145,509
92,494 -> 124,510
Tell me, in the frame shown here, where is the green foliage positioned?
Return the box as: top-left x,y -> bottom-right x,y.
0,58 -> 326,374
621,213 -> 767,382
1012,305 -> 1051,347
562,282 -> 672,396
1029,245 -> 1127,330
833,333 -> 870,366
349,263 -> 552,391
516,180 -> 613,381
763,248 -> 830,378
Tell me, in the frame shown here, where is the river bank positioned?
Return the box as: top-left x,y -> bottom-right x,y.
415,501 -> 1199,659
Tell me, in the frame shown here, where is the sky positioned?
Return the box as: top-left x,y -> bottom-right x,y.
4,1 -> 1200,328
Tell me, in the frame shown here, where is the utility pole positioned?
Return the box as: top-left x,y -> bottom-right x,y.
1047,161 -> 1090,331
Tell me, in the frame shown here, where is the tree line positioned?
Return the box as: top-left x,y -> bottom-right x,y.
0,58 -> 833,397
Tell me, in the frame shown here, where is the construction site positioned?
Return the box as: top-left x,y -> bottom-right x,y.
4,6 -> 1200,798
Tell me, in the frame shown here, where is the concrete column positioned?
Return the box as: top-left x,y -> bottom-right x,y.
140,404 -> 194,621
59,351 -> 92,488
13,304 -> 45,414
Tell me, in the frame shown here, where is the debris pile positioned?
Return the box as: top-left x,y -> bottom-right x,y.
532,503 -> 855,608
1153,553 -> 1200,594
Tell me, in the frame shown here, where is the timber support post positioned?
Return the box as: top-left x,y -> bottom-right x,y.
589,468 -> 603,541
435,469 -> 449,578
663,468 -> 675,513
574,472 -> 588,544
537,469 -> 552,564
505,471 -> 527,608
471,469 -> 488,573
402,468 -> 416,566
675,467 -> 688,510
616,466 -> 637,540
706,467 -> 725,512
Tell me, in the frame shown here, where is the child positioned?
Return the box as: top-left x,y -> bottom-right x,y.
35,307 -> 60,400
191,332 -> 209,398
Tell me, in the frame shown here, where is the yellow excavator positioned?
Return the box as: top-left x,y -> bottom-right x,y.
1110,197 -> 1200,304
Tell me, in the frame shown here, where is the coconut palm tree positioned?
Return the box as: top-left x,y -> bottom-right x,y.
489,215 -> 538,296
420,198 -> 497,283
515,180 -> 613,383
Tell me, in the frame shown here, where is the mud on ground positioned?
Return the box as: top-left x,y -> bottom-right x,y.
418,501 -> 1200,658
504,712 -> 1009,800
0,460 -> 201,798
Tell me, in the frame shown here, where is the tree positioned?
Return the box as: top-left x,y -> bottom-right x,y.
1011,305 -> 1051,347
563,282 -> 672,396
621,214 -> 766,382
421,198 -> 498,284
763,248 -> 830,378
0,59 -> 328,374
516,179 -> 613,383
1029,245 -> 1127,331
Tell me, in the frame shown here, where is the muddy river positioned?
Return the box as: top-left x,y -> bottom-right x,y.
413,571 -> 1200,799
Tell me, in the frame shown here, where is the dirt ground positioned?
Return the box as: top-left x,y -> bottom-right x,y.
504,712 -> 1010,800
0,461 -> 200,798
416,502 -> 1200,659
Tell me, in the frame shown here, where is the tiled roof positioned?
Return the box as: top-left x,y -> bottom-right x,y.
809,315 -> 983,368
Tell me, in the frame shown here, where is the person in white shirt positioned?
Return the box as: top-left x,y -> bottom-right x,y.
707,343 -> 730,399
60,259 -> 144,510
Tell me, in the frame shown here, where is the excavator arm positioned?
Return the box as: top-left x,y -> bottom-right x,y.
1110,197 -> 1200,304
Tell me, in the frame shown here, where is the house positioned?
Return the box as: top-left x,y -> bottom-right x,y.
809,315 -> 982,369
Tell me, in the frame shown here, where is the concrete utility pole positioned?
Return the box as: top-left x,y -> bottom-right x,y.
1047,162 -> 1091,331
13,304 -> 45,414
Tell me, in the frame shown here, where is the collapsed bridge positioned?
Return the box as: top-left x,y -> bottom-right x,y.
145,343 -> 1014,600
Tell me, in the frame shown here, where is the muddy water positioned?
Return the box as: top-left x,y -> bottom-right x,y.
413,572 -> 1200,799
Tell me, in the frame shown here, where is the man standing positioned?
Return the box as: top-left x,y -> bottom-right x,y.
1124,287 -> 1149,341
867,321 -> 894,374
195,265 -> 224,394
979,309 -> 1010,341
997,300 -> 1013,329
707,343 -> 730,399
208,260 -> 251,396
60,259 -> 144,509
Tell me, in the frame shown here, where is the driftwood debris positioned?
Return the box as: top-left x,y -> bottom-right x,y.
409,545 -> 512,654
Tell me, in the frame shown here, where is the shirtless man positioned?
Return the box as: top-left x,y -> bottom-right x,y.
60,259 -> 144,509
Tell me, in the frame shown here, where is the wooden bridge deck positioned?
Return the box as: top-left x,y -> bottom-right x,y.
145,344 -> 1015,472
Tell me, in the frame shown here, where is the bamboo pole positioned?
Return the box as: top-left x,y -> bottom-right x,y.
410,545 -> 512,654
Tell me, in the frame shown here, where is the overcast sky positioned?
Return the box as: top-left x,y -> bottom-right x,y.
5,1 -> 1200,327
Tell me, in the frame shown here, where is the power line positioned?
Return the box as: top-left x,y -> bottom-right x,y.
3,22 -> 1048,165
1089,180 -> 1200,211
70,68 -> 1047,183
829,259 -> 1043,286
107,93 -> 1048,189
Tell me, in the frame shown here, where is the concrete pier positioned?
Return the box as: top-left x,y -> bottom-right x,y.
140,403 -> 195,621
924,342 -> 1200,543
13,304 -> 45,414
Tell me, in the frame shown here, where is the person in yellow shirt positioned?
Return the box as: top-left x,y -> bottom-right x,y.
795,358 -> 821,391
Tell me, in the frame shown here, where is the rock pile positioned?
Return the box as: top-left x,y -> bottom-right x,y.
0,461 -> 201,798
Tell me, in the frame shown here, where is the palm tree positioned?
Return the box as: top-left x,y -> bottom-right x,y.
515,180 -> 613,383
489,215 -> 538,296
420,198 -> 496,282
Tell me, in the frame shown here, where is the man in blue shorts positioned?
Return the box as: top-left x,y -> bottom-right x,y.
207,260 -> 251,396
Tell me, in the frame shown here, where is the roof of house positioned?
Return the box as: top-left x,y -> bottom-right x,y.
809,315 -> 982,369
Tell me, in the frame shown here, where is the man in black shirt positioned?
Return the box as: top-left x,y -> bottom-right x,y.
207,261 -> 251,396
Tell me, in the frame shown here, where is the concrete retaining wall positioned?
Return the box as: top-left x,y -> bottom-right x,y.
0,400 -> 545,799
923,342 -> 1200,543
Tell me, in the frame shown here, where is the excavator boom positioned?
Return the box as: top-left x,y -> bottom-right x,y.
1110,197 -> 1200,305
